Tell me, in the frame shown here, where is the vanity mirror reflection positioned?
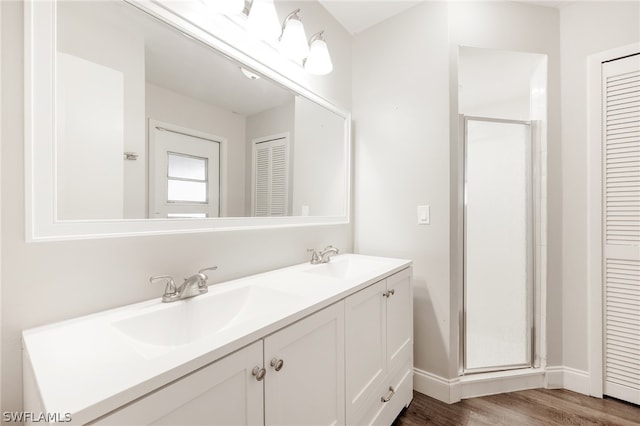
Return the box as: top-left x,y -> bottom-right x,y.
25,0 -> 350,240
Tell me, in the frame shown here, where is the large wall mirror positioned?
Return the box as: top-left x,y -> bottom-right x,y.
25,0 -> 350,241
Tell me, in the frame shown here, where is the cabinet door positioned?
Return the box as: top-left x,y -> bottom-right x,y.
264,302 -> 345,426
386,268 -> 413,371
345,280 -> 387,424
95,341 -> 264,425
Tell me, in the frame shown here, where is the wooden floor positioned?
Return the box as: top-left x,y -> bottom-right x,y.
392,389 -> 640,426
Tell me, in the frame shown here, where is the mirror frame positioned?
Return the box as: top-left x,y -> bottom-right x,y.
24,0 -> 351,241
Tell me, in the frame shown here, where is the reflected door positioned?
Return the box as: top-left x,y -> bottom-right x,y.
149,120 -> 221,218
463,117 -> 533,373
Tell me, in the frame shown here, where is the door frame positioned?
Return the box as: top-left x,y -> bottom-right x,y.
461,115 -> 536,374
587,42 -> 640,398
148,118 -> 228,218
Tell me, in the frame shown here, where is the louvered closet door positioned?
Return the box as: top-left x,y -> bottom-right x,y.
603,53 -> 640,405
252,136 -> 289,216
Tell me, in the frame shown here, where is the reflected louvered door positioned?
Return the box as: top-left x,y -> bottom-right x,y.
603,53 -> 640,405
252,136 -> 289,217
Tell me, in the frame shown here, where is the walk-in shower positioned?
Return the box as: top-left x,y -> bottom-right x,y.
462,116 -> 534,373
457,46 -> 547,376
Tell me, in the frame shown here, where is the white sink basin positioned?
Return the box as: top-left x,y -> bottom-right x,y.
303,255 -> 386,280
112,285 -> 299,358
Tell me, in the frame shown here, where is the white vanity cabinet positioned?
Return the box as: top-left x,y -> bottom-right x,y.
94,302 -> 345,426
264,301 -> 345,426
23,255 -> 413,426
94,341 -> 265,425
345,268 -> 413,425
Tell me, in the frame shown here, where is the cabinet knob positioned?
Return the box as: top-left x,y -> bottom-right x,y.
270,358 -> 284,371
252,366 -> 266,381
381,386 -> 395,403
383,289 -> 395,298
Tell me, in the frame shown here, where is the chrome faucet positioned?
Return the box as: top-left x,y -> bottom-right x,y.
150,266 -> 218,303
308,246 -> 340,264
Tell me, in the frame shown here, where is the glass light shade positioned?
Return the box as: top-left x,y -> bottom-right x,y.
279,19 -> 309,62
247,0 -> 281,42
202,0 -> 245,15
305,38 -> 333,75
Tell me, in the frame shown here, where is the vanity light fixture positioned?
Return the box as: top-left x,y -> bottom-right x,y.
279,9 -> 309,62
304,31 -> 333,76
201,0 -> 245,16
246,0 -> 281,42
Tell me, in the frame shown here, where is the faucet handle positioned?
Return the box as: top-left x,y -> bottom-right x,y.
323,245 -> 339,254
197,266 -> 218,286
150,275 -> 177,298
307,248 -> 321,264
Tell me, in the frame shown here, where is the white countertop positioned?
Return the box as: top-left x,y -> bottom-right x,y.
22,254 -> 412,424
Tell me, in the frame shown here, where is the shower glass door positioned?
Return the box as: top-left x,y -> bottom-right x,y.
463,117 -> 533,373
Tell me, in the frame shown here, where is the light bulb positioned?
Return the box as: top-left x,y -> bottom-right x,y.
305,34 -> 333,75
247,0 -> 281,42
279,15 -> 309,62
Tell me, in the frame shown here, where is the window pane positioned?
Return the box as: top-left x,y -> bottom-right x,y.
168,153 -> 206,180
167,180 -> 207,203
167,213 -> 207,218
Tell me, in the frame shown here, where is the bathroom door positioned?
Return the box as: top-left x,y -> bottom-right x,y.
463,116 -> 533,373
601,53 -> 640,405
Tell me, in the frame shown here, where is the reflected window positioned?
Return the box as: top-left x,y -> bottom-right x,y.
167,213 -> 208,218
166,152 -> 208,203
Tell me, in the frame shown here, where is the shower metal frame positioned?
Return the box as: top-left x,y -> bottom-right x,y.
460,115 -> 538,375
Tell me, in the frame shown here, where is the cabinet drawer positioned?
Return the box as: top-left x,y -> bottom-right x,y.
351,362 -> 413,426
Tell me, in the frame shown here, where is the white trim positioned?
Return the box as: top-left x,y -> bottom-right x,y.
24,0 -> 351,242
587,42 -> 640,399
460,368 -> 545,399
413,368 -> 461,404
415,367 -> 591,404
544,366 -> 564,389
544,366 -> 591,395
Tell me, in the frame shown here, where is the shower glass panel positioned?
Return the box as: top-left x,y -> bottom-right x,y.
464,117 -> 533,373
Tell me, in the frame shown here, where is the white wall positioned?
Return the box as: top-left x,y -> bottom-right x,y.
559,1 -> 640,375
146,83 -> 247,217
57,53 -> 124,220
245,100 -> 295,215
293,97 -> 347,217
57,1 -> 146,219
354,1 -> 561,386
0,0 -> 352,416
353,1 -> 452,379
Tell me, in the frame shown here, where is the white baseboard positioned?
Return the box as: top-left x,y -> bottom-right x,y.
413,366 -> 591,403
545,365 -> 590,395
413,368 -> 460,403
460,368 -> 545,399
544,366 -> 565,389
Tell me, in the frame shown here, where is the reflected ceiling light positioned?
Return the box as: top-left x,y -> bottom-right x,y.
201,0 -> 245,16
279,9 -> 309,62
304,31 -> 333,76
240,67 -> 261,80
247,0 -> 281,42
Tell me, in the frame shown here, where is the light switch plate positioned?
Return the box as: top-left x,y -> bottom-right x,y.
417,205 -> 430,225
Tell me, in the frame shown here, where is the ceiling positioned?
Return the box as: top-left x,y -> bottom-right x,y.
318,0 -> 573,35
60,1 -> 293,118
